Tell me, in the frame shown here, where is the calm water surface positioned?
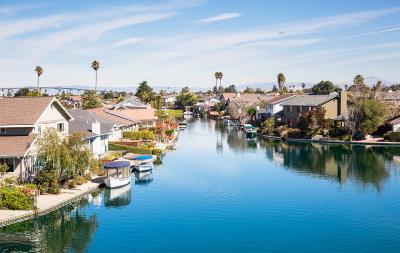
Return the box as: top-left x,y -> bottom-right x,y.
1,119 -> 400,253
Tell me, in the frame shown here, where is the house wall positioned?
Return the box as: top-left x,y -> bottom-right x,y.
90,135 -> 109,157
322,98 -> 339,119
35,102 -> 69,136
393,124 -> 400,132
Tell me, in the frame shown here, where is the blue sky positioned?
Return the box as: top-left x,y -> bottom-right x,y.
0,0 -> 400,88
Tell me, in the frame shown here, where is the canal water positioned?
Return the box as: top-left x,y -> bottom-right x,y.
1,119 -> 400,252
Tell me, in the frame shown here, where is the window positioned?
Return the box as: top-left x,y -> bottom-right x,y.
289,106 -> 293,112
57,123 -> 64,132
0,128 -> 6,134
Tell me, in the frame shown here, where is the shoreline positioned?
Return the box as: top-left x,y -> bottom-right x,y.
0,177 -> 103,228
258,134 -> 400,147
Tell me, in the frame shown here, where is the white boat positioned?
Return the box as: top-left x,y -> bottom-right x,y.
104,161 -> 132,188
179,120 -> 188,128
135,162 -> 155,172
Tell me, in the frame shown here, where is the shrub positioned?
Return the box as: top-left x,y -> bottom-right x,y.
123,131 -> 155,140
109,143 -> 162,155
165,129 -> 174,137
383,131 -> 400,142
73,176 -> 87,185
342,133 -> 351,141
68,181 -> 76,189
0,163 -> 9,176
3,177 -> 16,185
90,159 -> 104,176
35,169 -> 60,194
286,128 -> 303,139
0,187 -> 33,210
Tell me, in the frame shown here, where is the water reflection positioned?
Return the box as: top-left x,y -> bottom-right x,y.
104,184 -> 132,208
135,171 -> 154,186
216,119 -> 400,189
0,197 -> 98,253
263,141 -> 400,189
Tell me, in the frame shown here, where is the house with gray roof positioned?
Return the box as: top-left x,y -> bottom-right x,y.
281,91 -> 347,126
68,109 -> 121,157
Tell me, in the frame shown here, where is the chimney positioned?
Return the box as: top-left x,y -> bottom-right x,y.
339,91 -> 347,115
92,120 -> 101,135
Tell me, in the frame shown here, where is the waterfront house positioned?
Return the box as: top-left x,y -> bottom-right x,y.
0,97 -> 72,180
281,91 -> 347,126
221,92 -> 273,107
388,115 -> 400,132
68,109 -> 121,157
263,94 -> 297,117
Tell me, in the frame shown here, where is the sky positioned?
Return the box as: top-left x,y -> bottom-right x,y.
0,0 -> 400,89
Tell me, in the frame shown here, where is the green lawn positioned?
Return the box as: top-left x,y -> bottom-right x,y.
165,109 -> 183,118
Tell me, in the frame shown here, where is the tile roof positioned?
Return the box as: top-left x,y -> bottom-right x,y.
68,110 -> 116,138
266,94 -> 296,105
222,93 -> 273,104
281,93 -> 339,106
0,96 -> 54,125
382,91 -> 400,100
111,105 -> 156,122
85,107 -> 135,126
0,135 -> 36,158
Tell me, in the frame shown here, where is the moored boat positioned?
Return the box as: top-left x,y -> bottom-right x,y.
135,162 -> 154,172
104,161 -> 132,188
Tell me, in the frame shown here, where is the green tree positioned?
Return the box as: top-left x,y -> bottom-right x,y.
82,90 -> 102,109
272,85 -> 278,92
151,95 -> 163,110
311,81 -> 335,95
247,106 -> 257,116
277,73 -> 286,91
243,86 -> 255,93
262,117 -> 275,135
224,84 -> 237,93
0,163 -> 9,176
14,88 -> 30,97
175,87 -> 197,109
91,60 -> 100,91
135,81 -> 155,103
301,83 -> 306,89
360,99 -> 385,135
214,72 -> 223,91
354,74 -> 365,86
35,66 -> 43,92
298,108 -> 329,137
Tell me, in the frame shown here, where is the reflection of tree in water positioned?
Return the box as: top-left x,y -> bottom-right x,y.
215,121 -> 224,153
264,140 -> 399,190
0,197 -> 98,253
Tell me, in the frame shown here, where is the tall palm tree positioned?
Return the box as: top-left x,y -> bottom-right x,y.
35,66 -> 43,92
91,60 -> 100,92
218,72 -> 224,90
353,74 -> 364,86
277,73 -> 286,91
214,72 -> 219,92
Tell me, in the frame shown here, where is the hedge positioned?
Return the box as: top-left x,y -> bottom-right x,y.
0,187 -> 33,210
109,143 -> 162,155
383,131 -> 400,142
123,131 -> 155,140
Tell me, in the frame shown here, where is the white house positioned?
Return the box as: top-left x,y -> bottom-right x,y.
265,94 -> 296,116
0,97 -> 73,180
68,109 -> 121,158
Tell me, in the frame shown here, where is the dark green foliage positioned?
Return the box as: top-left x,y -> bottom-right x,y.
135,81 -> 156,103
123,131 -> 155,140
165,129 -> 174,137
109,143 -> 162,155
0,187 -> 33,210
383,131 -> 400,142
14,88 -> 30,97
311,81 -> 335,95
36,169 -> 60,194
224,84 -> 237,93
82,90 -> 101,109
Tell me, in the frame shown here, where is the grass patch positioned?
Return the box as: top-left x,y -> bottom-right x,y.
164,109 -> 183,118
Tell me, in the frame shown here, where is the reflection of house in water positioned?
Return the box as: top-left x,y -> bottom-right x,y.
263,140 -> 398,189
135,171 -> 154,186
104,184 -> 132,207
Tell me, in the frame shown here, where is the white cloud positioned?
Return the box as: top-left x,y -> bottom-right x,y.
197,12 -> 241,23
111,37 -> 146,48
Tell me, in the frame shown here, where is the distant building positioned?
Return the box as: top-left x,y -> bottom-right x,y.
265,94 -> 297,116
281,91 -> 347,126
0,97 -> 72,180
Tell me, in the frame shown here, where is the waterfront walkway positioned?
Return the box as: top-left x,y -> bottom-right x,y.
0,177 -> 103,227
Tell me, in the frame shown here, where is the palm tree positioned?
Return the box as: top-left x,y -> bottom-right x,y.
214,72 -> 219,92
218,72 -> 224,90
277,73 -> 286,91
301,83 -> 305,89
91,60 -> 100,92
35,66 -> 43,92
353,74 -> 364,86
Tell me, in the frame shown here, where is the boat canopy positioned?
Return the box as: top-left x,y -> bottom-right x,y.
104,161 -> 130,169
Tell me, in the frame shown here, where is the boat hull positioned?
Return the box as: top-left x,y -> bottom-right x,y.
105,177 -> 131,189
135,164 -> 154,172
